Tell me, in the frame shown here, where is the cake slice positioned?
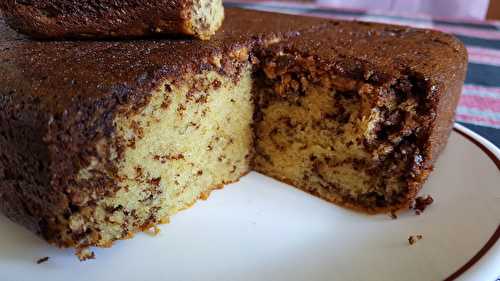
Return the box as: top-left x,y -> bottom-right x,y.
253,21 -> 467,213
0,0 -> 225,40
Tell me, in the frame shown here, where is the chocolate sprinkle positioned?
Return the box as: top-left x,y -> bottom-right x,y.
36,257 -> 49,264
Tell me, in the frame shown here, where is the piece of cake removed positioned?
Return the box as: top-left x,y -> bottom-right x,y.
0,0 -> 224,40
254,21 -> 467,213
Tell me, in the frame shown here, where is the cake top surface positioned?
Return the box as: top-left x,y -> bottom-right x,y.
0,8 -> 467,114
266,20 -> 468,90
0,8 -> 328,113
0,0 -> 188,36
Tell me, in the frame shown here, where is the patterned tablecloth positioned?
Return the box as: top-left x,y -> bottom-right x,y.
225,0 -> 500,148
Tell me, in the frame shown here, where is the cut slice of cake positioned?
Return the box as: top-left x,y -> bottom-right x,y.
0,0 -> 225,40
253,21 -> 467,213
0,8 -> 467,259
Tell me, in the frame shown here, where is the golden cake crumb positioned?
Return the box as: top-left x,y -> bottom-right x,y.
76,248 -> 96,261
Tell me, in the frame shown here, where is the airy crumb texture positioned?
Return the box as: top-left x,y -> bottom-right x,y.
36,257 -> 50,264
188,0 -> 225,40
254,53 -> 429,213
408,234 -> 423,245
62,65 -> 254,251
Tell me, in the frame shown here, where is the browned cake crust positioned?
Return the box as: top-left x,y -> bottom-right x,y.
0,8 -> 467,254
0,8 -> 329,251
0,0 -> 224,40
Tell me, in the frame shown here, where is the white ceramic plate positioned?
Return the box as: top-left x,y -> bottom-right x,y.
0,123 -> 499,281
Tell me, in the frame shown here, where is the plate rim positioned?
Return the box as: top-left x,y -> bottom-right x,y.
444,123 -> 500,281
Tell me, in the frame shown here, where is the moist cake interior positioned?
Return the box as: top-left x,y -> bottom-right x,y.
66,58 -> 254,250
253,52 -> 427,212
71,49 -> 430,254
55,47 -> 434,257
188,0 -> 225,40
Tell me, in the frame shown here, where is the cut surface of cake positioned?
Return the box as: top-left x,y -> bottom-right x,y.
0,8 -> 467,258
253,21 -> 467,212
0,0 -> 225,40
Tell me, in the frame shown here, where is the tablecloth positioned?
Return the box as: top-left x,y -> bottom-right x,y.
225,0 -> 500,148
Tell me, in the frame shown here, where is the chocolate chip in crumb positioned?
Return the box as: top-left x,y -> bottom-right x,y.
177,104 -> 186,113
212,79 -> 222,89
165,84 -> 172,92
148,177 -> 161,186
134,166 -> 143,179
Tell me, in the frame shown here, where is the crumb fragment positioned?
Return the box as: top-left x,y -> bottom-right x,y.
145,226 -> 161,236
411,195 -> 434,215
408,234 -> 423,245
199,192 -> 210,200
36,257 -> 49,264
76,248 -> 95,261
389,211 -> 398,219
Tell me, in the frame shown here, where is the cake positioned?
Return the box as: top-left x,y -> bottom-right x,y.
0,8 -> 467,259
0,0 -> 224,40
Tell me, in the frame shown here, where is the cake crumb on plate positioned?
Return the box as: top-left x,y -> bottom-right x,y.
408,235 -> 423,245
76,248 -> 95,261
412,195 -> 434,215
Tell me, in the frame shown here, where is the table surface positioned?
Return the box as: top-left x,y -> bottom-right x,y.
226,0 -> 500,149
